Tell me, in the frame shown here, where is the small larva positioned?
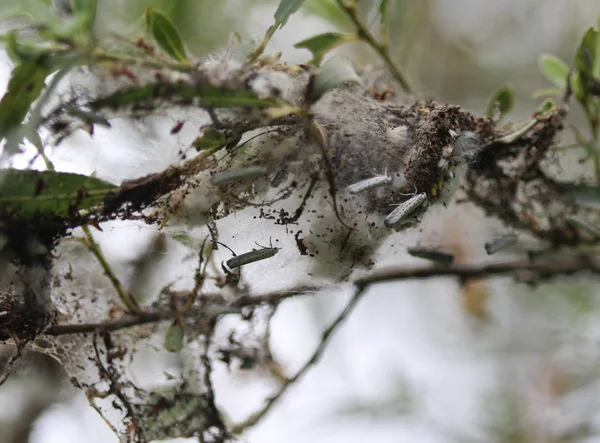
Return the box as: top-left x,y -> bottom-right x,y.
346,175 -> 392,194
384,192 -> 427,228
211,166 -> 267,185
225,247 -> 280,269
407,247 -> 454,265
566,215 -> 600,238
484,233 -> 518,255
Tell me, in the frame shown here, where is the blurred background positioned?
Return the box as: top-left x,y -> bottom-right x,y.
2,0 -> 600,442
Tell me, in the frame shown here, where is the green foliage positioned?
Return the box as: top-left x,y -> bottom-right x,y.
170,231 -> 196,248
143,7 -> 190,63
303,0 -> 348,28
0,0 -> 52,21
575,27 -> 597,84
536,98 -> 556,115
531,87 -> 563,99
0,57 -> 50,149
538,21 -> 600,180
379,0 -> 388,21
71,0 -> 97,40
595,16 -> 600,80
248,0 -> 308,62
294,32 -> 356,65
0,169 -> 116,219
90,82 -> 281,110
192,128 -> 238,153
538,54 -> 569,89
273,0 -> 307,29
485,86 -> 514,121
0,0 -> 96,45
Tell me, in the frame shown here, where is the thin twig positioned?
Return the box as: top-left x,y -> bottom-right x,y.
200,326 -> 228,437
44,305 -> 241,336
183,236 -> 210,312
92,333 -> 144,442
310,120 -> 355,232
230,284 -> 367,434
355,254 -> 600,287
0,344 -> 23,386
81,224 -> 142,314
335,0 -> 412,93
92,48 -> 193,72
41,254 -> 600,337
45,311 -> 164,335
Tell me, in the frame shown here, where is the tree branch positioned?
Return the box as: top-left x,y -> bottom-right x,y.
230,284 -> 367,434
40,254 -> 600,337
44,306 -> 241,336
355,254 -> 600,288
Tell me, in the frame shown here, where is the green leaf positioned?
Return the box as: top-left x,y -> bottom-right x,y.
71,0 -> 97,37
538,54 -> 569,89
143,7 -> 189,63
191,128 -> 234,153
90,82 -> 280,110
570,71 -> 586,102
379,0 -> 389,23
531,87 -> 563,99
0,57 -> 50,147
0,0 -> 55,23
485,86 -> 514,120
5,30 -> 46,62
164,321 -> 184,352
0,169 -> 116,219
535,98 -> 556,114
294,32 -> 356,65
595,17 -> 600,79
170,231 -> 195,248
310,57 -> 362,103
303,0 -> 349,27
575,27 -> 598,83
274,0 -> 307,29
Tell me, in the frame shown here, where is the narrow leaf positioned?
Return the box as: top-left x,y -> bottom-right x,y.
303,0 -> 350,28
274,0 -> 307,28
90,82 -> 280,110
531,87 -> 563,99
570,71 -> 586,102
379,0 -> 389,23
164,321 -> 184,352
294,32 -> 356,65
170,231 -> 195,248
192,128 -> 230,153
71,0 -> 97,35
539,54 -> 569,89
0,169 -> 116,219
535,98 -> 556,114
595,17 -> 600,79
143,8 -> 189,63
0,57 -> 49,144
310,57 -> 362,103
575,27 -> 598,83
